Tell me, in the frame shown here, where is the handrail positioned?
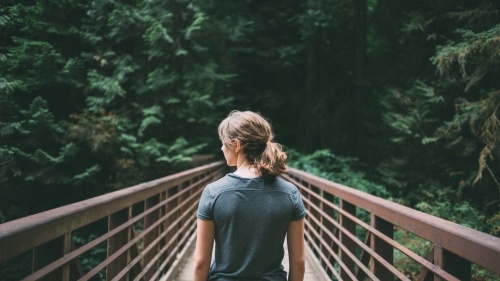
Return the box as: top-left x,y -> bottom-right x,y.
283,167 -> 500,280
0,161 -> 226,281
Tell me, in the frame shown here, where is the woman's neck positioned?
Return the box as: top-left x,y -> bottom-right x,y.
234,161 -> 260,178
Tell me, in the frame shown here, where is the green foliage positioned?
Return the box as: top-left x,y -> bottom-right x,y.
0,252 -> 31,281
378,80 -> 450,197
138,105 -> 162,137
432,24 -> 500,78
382,80 -> 444,144
72,230 -> 107,280
431,22 -> 500,189
85,67 -> 129,112
416,201 -> 487,231
375,0 -> 499,239
393,229 -> 432,280
288,149 -> 390,198
82,0 -> 234,148
0,0 -> 236,223
0,95 -> 104,218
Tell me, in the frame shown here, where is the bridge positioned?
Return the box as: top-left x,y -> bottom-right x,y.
0,161 -> 499,281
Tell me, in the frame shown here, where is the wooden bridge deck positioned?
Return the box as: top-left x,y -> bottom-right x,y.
173,238 -> 324,281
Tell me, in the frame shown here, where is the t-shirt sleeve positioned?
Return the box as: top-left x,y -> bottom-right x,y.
291,187 -> 306,221
196,187 -> 214,220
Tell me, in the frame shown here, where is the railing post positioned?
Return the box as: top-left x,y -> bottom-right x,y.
180,180 -> 191,241
62,233 -> 72,281
370,215 -> 393,280
163,186 -> 178,267
339,200 -> 356,280
302,181 -> 312,247
319,189 -> 324,256
310,186 -> 321,255
107,207 -> 131,281
177,183 -> 184,246
323,192 -> 337,277
33,236 -> 64,281
159,190 -> 168,264
143,194 -> 160,280
434,245 -> 471,281
317,188 -> 329,272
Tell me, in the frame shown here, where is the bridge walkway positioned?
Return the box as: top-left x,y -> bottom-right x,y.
173,239 -> 323,281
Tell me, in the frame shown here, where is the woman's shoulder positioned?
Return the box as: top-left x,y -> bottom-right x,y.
204,174 -> 239,195
274,177 -> 300,193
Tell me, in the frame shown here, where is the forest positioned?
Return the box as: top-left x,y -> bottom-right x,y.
0,0 -> 499,260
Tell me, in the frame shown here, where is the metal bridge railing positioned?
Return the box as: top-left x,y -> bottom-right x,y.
2,162 -> 499,281
282,167 -> 500,281
0,161 -> 226,281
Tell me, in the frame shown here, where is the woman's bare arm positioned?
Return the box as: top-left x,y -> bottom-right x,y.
287,218 -> 305,281
193,219 -> 215,281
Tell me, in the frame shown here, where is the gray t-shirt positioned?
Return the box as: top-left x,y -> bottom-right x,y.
197,173 -> 306,281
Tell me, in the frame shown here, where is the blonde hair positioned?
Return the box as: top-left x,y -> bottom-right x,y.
218,110 -> 287,178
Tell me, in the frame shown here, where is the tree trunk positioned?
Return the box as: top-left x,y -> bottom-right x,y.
352,0 -> 367,153
298,31 -> 324,152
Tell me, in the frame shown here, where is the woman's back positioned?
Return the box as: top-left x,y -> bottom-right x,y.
197,174 -> 305,280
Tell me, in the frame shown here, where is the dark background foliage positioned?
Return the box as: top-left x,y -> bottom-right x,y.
1,0 -> 499,239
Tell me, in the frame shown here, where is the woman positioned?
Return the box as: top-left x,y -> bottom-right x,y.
193,110 -> 306,281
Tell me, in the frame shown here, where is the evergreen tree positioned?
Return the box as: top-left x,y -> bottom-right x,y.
375,0 -> 499,233
0,1 -> 101,220
79,0 -> 234,185
0,0 -> 235,220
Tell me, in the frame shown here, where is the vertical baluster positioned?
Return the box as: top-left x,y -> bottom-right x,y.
188,177 -> 195,230
322,192 -> 338,277
144,194 -> 160,279
311,186 -> 321,256
318,189 -> 326,269
322,191 -> 336,276
370,215 -> 393,280
433,245 -> 471,281
183,179 -> 192,232
166,185 -> 178,266
339,200 -> 356,280
302,180 -> 311,247
177,183 -> 184,247
433,246 -> 444,281
62,233 -> 72,281
107,207 -> 131,281
159,190 -> 169,265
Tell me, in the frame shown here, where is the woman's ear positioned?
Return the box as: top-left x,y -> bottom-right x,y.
234,140 -> 242,153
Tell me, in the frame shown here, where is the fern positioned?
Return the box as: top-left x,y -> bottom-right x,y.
138,116 -> 161,137
0,122 -> 23,137
0,14 -> 10,26
185,12 -> 207,39
432,23 -> 500,77
138,105 -> 163,137
73,165 -> 101,181
382,80 -> 444,144
143,69 -> 179,93
0,78 -> 20,94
